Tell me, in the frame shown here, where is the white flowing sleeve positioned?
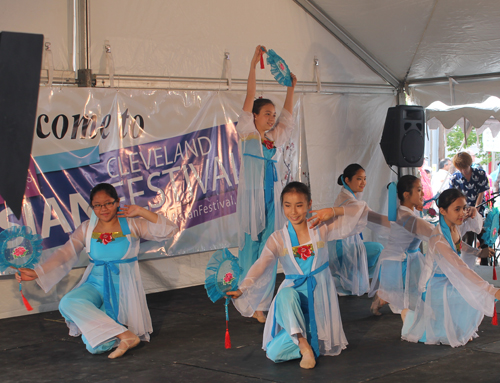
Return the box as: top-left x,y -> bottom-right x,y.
128,214 -> 179,241
398,213 -> 434,242
324,201 -> 368,241
266,109 -> 294,147
34,222 -> 87,293
458,213 -> 483,236
233,234 -> 280,317
430,235 -> 499,316
235,110 -> 257,139
461,242 -> 482,269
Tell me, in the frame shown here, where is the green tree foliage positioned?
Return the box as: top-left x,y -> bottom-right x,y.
446,125 -> 491,165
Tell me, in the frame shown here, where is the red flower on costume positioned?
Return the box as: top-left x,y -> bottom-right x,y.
297,245 -> 312,261
262,139 -> 275,150
99,233 -> 113,245
427,208 -> 437,218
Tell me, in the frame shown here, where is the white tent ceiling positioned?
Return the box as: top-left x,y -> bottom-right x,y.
295,0 -> 500,105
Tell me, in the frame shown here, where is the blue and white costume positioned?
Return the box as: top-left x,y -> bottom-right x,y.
236,109 -> 294,310
369,206 -> 434,311
233,203 -> 367,362
402,213 -> 499,347
329,185 -> 385,296
34,214 -> 178,353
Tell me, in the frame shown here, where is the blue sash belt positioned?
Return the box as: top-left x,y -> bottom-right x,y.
89,256 -> 138,321
284,261 -> 329,358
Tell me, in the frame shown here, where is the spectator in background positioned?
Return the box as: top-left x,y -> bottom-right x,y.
449,152 -> 489,215
419,160 -> 433,208
450,151 -> 490,265
431,158 -> 451,196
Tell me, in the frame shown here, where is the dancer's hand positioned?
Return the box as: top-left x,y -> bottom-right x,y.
308,208 -> 335,228
117,205 -> 146,218
251,45 -> 266,67
465,207 -> 477,220
13,267 -> 37,282
478,247 -> 495,258
226,289 -> 242,299
289,72 -> 297,88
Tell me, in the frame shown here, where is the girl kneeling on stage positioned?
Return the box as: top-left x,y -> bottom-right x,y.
16,183 -> 178,358
228,181 -> 367,369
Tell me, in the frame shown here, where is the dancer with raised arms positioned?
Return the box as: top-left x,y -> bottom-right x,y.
236,45 -> 297,323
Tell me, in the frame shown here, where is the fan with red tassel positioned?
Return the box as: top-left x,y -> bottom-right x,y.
204,249 -> 241,349
0,226 -> 42,311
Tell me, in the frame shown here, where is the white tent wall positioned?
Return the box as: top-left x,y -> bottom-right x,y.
304,93 -> 396,223
0,0 -> 398,319
88,0 -> 386,85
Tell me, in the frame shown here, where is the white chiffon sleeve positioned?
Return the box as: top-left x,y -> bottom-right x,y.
128,214 -> 179,241
458,213 -> 483,236
461,242 -> 482,269
34,222 -> 87,293
398,213 -> 434,242
235,110 -> 257,139
233,234 -> 280,317
324,202 -> 368,241
266,109 -> 294,147
431,235 -> 499,316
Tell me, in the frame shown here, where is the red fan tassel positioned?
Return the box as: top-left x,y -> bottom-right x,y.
493,266 -> 497,281
492,306 -> 498,326
260,51 -> 265,69
225,320 -> 231,349
21,291 -> 33,311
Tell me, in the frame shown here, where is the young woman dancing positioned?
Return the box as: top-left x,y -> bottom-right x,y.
236,45 -> 297,322
228,182 -> 367,369
369,175 -> 435,315
401,188 -> 498,347
16,183 -> 178,358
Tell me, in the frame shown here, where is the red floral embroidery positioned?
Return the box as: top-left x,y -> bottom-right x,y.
99,233 -> 113,245
262,139 -> 275,150
427,208 -> 437,217
297,245 -> 312,261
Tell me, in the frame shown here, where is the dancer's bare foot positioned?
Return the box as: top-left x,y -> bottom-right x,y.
401,308 -> 409,323
371,294 -> 387,316
108,330 -> 140,359
298,336 -> 316,369
252,311 -> 266,323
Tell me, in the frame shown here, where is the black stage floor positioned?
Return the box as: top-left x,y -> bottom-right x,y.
2,274 -> 500,383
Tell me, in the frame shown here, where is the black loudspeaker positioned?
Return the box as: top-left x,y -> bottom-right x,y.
0,31 -> 44,218
380,105 -> 425,168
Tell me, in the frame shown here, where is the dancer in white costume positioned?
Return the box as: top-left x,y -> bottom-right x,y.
369,175 -> 435,315
228,182 -> 367,369
401,188 -> 498,347
16,183 -> 178,358
328,164 -> 385,296
236,45 -> 297,323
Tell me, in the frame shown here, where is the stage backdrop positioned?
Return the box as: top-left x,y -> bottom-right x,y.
1,88 -> 305,270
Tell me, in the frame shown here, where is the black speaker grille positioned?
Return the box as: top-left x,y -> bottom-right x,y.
401,130 -> 424,164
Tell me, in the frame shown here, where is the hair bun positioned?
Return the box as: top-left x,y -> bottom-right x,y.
337,175 -> 343,185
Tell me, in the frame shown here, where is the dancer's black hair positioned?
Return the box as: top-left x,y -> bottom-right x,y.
90,183 -> 119,204
337,164 -> 364,185
396,175 -> 419,203
281,182 -> 311,205
252,98 -> 275,115
437,188 -> 465,210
